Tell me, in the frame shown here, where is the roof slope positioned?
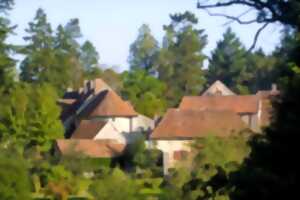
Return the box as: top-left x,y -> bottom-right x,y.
202,80 -> 236,96
71,120 -> 107,139
151,109 -> 247,139
56,139 -> 125,158
79,90 -> 137,118
179,95 -> 259,114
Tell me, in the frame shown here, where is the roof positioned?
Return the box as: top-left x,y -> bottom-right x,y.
79,90 -> 137,118
151,109 -> 247,139
71,120 -> 107,139
179,95 -> 259,114
56,139 -> 125,158
93,78 -> 112,94
202,80 -> 236,96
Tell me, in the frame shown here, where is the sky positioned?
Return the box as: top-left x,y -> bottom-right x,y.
8,0 -> 283,71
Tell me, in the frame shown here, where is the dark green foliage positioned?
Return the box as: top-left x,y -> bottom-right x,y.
208,28 -> 250,94
157,11 -> 207,106
20,9 -> 87,93
246,49 -> 278,92
0,83 -> 64,151
120,136 -> 163,176
198,1 -> 300,200
0,148 -> 31,200
129,24 -> 159,74
0,0 -> 15,91
122,69 -> 167,117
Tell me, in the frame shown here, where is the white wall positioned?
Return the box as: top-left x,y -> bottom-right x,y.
94,122 -> 126,144
153,140 -> 192,169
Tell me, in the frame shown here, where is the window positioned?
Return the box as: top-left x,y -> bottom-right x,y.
173,150 -> 189,161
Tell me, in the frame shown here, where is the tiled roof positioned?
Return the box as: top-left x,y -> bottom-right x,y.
93,78 -> 112,94
56,139 -> 125,158
79,90 -> 137,118
179,95 -> 259,114
151,109 -> 247,139
71,120 -> 107,139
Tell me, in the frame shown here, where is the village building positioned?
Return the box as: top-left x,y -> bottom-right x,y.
55,139 -> 125,158
150,108 -> 247,172
56,78 -> 154,158
179,95 -> 261,132
150,80 -> 278,173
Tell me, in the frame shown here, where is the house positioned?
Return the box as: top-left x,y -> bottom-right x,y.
202,80 -> 236,96
58,78 -> 154,146
150,109 -> 247,172
71,120 -> 126,144
55,139 -> 125,158
179,95 -> 261,132
256,84 -> 280,127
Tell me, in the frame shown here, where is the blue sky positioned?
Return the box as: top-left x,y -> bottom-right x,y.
8,0 -> 282,71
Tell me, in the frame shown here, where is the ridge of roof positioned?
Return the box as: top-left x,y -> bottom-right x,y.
179,95 -> 259,114
79,90 -> 137,118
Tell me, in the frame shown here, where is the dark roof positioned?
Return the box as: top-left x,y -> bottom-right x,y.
56,139 -> 125,158
79,90 -> 137,118
71,120 -> 107,139
179,95 -> 259,114
151,109 -> 247,139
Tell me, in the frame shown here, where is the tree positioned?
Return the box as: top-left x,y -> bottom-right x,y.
122,69 -> 167,117
20,9 -> 85,93
246,48 -> 278,92
0,148 -> 31,200
0,0 -> 15,91
128,24 -> 159,74
208,28 -> 250,94
20,8 -> 56,83
197,1 -> 300,200
99,68 -> 123,94
157,11 -> 207,106
0,83 -> 64,152
89,168 -> 140,200
80,40 -> 102,79
54,19 -> 84,90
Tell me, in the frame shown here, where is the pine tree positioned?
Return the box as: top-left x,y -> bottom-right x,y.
20,8 -> 56,84
208,28 -> 250,94
157,11 -> 207,106
0,0 -> 15,91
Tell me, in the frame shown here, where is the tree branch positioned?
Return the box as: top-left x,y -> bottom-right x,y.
247,22 -> 269,52
203,9 -> 258,25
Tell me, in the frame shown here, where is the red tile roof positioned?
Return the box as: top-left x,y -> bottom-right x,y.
71,120 -> 107,139
151,109 -> 247,139
56,139 -> 125,158
179,95 -> 259,114
79,90 -> 137,118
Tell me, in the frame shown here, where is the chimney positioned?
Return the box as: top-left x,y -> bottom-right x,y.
271,83 -> 277,92
83,80 -> 89,94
